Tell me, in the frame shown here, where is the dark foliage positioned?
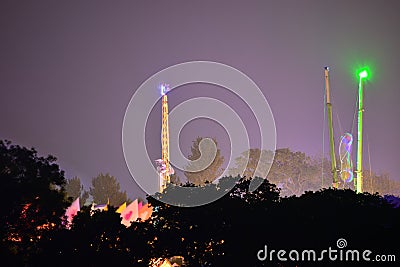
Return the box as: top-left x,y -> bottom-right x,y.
1,140 -> 399,266
0,140 -> 69,265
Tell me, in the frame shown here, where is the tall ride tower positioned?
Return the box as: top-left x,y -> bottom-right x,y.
159,83 -> 172,192
355,69 -> 368,193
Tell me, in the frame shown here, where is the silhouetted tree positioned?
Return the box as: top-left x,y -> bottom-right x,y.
65,176 -> 89,206
32,206 -> 156,266
89,173 -> 127,207
3,140 -> 399,266
0,140 -> 69,264
184,137 -> 224,185
149,175 -> 400,266
148,176 -> 281,266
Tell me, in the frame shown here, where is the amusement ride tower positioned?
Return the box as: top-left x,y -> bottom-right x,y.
156,83 -> 173,192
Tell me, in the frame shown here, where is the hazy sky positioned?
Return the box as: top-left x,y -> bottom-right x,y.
1,1 -> 399,199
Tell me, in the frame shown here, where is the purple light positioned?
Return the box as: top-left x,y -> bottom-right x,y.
339,133 -> 354,183
160,83 -> 170,95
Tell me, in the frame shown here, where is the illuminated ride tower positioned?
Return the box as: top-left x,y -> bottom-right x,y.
355,69 -> 368,193
155,83 -> 174,192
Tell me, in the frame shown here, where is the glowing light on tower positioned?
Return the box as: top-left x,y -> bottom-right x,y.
160,83 -> 168,95
359,70 -> 368,79
155,83 -> 174,192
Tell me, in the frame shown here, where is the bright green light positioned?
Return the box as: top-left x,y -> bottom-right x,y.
358,69 -> 368,79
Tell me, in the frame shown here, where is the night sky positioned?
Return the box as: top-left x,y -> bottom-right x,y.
1,1 -> 399,199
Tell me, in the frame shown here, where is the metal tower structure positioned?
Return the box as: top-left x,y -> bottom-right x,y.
160,83 -> 171,192
324,67 -> 339,189
355,69 -> 368,193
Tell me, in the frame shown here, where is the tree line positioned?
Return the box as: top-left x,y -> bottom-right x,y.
66,136 -> 400,207
1,139 -> 399,266
183,137 -> 400,197
65,174 -> 129,207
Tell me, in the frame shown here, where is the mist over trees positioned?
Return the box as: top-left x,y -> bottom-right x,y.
228,148 -> 274,179
229,148 -> 330,196
229,148 -> 400,197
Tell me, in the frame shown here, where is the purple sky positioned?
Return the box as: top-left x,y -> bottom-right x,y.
1,1 -> 399,199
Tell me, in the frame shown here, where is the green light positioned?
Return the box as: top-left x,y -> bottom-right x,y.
358,69 -> 368,79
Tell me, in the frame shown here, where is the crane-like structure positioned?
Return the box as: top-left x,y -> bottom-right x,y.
322,67 -> 369,192
324,67 -> 339,189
